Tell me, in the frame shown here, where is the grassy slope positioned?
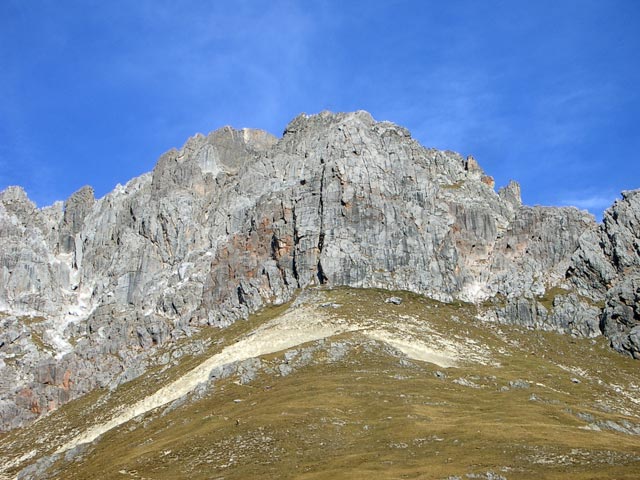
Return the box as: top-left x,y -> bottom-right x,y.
2,288 -> 639,479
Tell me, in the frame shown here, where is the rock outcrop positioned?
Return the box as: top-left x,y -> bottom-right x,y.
0,110 -> 638,430
580,190 -> 640,358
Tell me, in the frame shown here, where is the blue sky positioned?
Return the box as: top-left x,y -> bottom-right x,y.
1,1 -> 639,220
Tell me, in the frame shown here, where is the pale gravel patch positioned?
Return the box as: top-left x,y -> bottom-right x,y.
363,329 -> 459,368
554,363 -> 640,418
0,450 -> 36,479
556,363 -> 640,407
55,306 -> 360,455
52,305 -> 490,458
374,314 -> 493,366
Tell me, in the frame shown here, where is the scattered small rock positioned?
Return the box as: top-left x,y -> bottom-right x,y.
328,342 -> 350,362
466,473 -> 507,480
284,350 -> 299,362
385,296 -> 403,305
320,302 -> 341,308
576,412 -> 594,422
278,363 -> 293,377
508,379 -> 530,389
453,378 -> 481,389
389,442 -> 408,449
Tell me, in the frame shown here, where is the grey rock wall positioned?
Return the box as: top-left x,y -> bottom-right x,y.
598,190 -> 640,357
0,110 -> 638,430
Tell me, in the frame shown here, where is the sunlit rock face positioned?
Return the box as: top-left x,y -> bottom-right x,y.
0,110 -> 638,430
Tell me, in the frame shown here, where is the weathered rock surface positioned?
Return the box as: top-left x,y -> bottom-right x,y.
569,189 -> 640,357
0,110 -> 638,430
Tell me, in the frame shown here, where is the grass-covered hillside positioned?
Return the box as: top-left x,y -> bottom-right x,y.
1,288 -> 639,479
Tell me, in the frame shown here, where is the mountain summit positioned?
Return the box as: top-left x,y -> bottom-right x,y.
0,111 -> 639,478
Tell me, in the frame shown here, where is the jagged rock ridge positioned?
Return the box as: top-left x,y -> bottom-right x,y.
0,110 -> 638,431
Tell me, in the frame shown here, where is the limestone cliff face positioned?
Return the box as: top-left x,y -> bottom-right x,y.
569,189 -> 640,356
0,111 -> 638,430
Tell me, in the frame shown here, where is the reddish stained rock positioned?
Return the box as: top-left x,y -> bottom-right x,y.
481,175 -> 495,188
62,369 -> 72,391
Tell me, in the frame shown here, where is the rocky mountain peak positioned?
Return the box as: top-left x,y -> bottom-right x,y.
0,186 -> 37,220
0,110 -> 639,433
498,180 -> 522,209
284,110 -> 376,135
60,186 -> 94,255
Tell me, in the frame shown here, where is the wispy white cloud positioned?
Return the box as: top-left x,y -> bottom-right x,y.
0,67 -> 55,204
0,1 -> 319,204
533,82 -> 620,151
561,195 -> 616,210
95,1 -> 316,134
558,190 -> 619,220
378,66 -> 511,152
1,0 -> 637,210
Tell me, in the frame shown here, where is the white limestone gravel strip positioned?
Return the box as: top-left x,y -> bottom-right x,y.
0,450 -> 37,479
54,307 -> 478,457
55,307 -> 360,455
363,329 -> 459,368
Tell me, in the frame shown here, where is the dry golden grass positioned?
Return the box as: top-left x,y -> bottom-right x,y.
2,287 -> 639,479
